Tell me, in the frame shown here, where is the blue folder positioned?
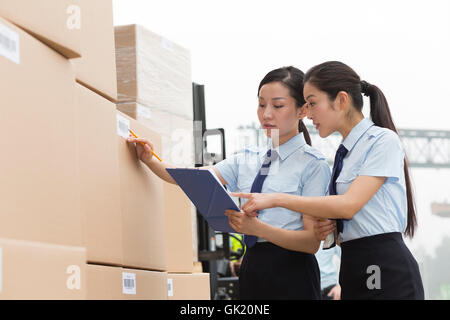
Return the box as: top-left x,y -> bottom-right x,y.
166,168 -> 239,233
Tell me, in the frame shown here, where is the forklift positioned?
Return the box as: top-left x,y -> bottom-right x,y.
192,83 -> 244,300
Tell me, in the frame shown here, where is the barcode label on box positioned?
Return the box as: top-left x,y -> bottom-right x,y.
117,114 -> 130,138
167,278 -> 173,297
122,272 -> 136,295
0,23 -> 20,64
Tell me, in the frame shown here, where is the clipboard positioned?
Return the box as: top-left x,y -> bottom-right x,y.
166,168 -> 239,233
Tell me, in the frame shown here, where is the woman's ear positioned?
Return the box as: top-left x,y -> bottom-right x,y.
297,103 -> 308,119
335,91 -> 350,111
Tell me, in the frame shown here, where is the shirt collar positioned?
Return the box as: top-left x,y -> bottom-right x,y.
260,132 -> 306,161
342,118 -> 374,152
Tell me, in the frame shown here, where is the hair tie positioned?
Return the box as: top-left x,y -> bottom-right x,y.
360,80 -> 371,97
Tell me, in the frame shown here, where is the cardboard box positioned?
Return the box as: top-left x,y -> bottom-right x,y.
77,84 -> 122,266
167,273 -> 210,300
87,264 -> 167,300
0,0 -> 82,58
115,103 -> 198,261
0,238 -> 86,299
0,17 -> 83,247
193,262 -> 203,273
72,0 -> 117,102
116,111 -> 194,272
115,24 -> 193,119
163,182 -> 194,272
86,264 -> 122,300
116,102 -> 194,167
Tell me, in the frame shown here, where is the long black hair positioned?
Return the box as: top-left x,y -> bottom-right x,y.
304,61 -> 417,238
258,66 -> 311,146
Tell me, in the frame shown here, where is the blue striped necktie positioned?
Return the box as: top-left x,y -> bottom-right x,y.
244,149 -> 278,248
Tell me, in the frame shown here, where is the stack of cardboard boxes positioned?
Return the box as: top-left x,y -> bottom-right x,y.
0,0 -> 209,300
0,0 -> 86,299
114,24 -> 195,168
114,23 -> 200,268
114,24 -> 209,300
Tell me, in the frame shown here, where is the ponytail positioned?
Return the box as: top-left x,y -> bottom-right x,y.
298,119 -> 312,146
305,61 -> 417,238
361,81 -> 417,238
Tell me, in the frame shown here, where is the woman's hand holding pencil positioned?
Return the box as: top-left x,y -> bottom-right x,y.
126,129 -> 162,164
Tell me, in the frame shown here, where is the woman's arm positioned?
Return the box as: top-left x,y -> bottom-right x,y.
234,175 -> 386,220
144,156 -> 177,184
276,175 -> 386,219
257,214 -> 320,253
127,137 -> 227,185
225,210 -> 320,254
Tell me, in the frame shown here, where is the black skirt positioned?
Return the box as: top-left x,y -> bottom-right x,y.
340,232 -> 424,300
239,242 -> 321,300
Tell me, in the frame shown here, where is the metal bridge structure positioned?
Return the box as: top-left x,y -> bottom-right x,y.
236,123 -> 450,169
236,123 -> 450,218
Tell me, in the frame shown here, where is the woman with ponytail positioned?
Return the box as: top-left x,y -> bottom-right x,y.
233,61 -> 424,300
221,66 -> 331,299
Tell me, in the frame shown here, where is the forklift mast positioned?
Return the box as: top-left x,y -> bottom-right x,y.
192,83 -> 238,299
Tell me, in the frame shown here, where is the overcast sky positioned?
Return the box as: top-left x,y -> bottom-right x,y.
112,0 -> 450,257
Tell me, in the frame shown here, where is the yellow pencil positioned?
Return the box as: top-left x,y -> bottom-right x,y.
128,129 -> 162,162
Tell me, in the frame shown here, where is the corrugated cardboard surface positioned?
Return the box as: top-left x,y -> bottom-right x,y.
87,264 -> 167,300
116,102 -> 198,263
0,16 -> 83,247
86,264 -> 122,300
0,238 -> 86,300
122,267 -> 167,300
115,24 -> 193,119
77,84 -> 123,266
0,0 -> 82,58
167,273 -> 210,300
117,111 -> 193,272
114,24 -> 137,103
117,111 -> 166,271
72,0 -> 117,102
163,182 -> 194,273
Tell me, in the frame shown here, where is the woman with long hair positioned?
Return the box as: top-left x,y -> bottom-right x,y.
231,61 -> 425,299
